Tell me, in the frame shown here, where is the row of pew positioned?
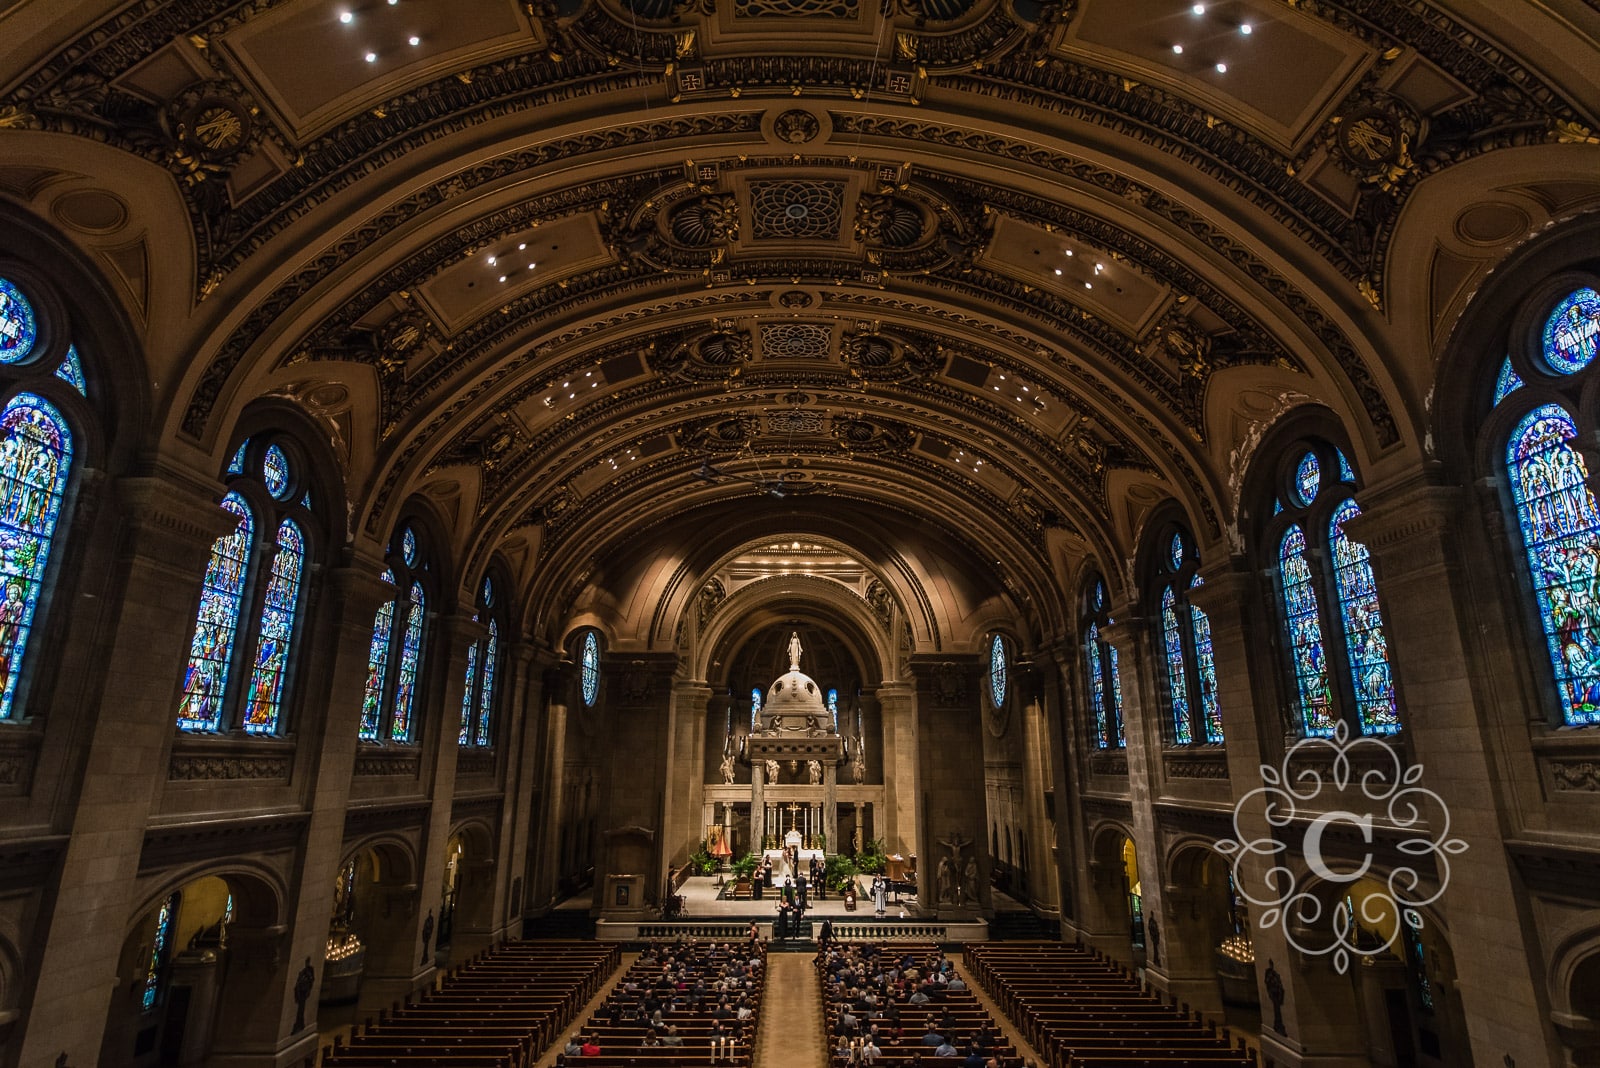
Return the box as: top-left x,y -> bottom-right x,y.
963,942 -> 1255,1068
817,940 -> 1026,1067
320,939 -> 620,1068
575,937 -> 768,1067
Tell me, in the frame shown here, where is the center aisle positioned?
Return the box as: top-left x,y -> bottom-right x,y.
755,952 -> 828,1068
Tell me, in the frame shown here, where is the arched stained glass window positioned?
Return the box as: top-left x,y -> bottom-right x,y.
142,892 -> 178,1011
458,642 -> 480,745
0,279 -> 38,363
1330,499 -> 1399,734
241,518 -> 304,734
401,526 -> 418,566
359,572 -> 397,742
1269,440 -> 1400,738
1295,452 -> 1321,505
476,620 -> 498,746
390,581 -> 425,742
1106,645 -> 1125,747
0,394 -> 73,719
1083,576 -> 1125,751
54,345 -> 85,395
176,493 -> 252,731
581,631 -> 600,707
1189,577 -> 1223,742
827,685 -> 839,731
460,578 -> 503,748
1086,623 -> 1108,746
1541,287 -> 1600,374
1279,524 -> 1336,737
750,684 -> 762,728
1506,404 -> 1600,725
178,438 -> 315,735
988,633 -> 1008,708
1161,586 -> 1192,744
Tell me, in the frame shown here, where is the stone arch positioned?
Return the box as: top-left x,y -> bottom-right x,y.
439,818 -> 498,963
1544,919 -> 1600,1065
695,572 -> 890,686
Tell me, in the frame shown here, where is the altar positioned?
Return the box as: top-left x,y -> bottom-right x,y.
763,830 -> 823,879
742,634 -> 847,856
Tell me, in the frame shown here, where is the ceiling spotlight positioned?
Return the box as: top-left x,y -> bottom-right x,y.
1054,268 -> 1063,276
409,35 -> 420,46
518,242 -> 527,250
1095,262 -> 1105,272
1215,62 -> 1228,72
498,275 -> 507,282
1172,44 -> 1184,54
364,51 -> 377,62
339,10 -> 353,23
1192,2 -> 1205,13
388,0 -> 399,5
1084,281 -> 1093,289
527,262 -> 536,270
1240,22 -> 1252,33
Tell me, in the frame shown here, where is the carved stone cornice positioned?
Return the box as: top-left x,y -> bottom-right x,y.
343,800 -> 432,838
167,736 -> 295,783
140,811 -> 309,872
1161,747 -> 1231,781
352,747 -> 422,778
0,727 -> 42,797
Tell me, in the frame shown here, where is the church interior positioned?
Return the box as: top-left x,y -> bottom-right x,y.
0,0 -> 1598,1065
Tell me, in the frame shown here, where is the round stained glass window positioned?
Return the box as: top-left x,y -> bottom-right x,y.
1092,578 -> 1106,612
0,279 -> 38,365
988,633 -> 1007,709
482,576 -> 494,607
1294,451 -> 1321,506
1168,533 -> 1184,571
262,444 -> 291,500
1542,287 -> 1600,375
580,631 -> 600,707
400,527 -> 418,566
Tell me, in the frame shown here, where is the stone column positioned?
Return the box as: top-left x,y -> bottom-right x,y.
526,658 -> 572,914
1046,640 -> 1090,939
823,762 -> 838,853
874,683 -> 918,860
595,653 -> 677,918
749,758 -> 765,853
491,642 -> 550,940
663,678 -> 712,869
1101,610 -> 1169,977
1189,562 -> 1367,1067
20,471 -> 243,1068
909,655 -> 989,916
1346,481 -> 1563,1068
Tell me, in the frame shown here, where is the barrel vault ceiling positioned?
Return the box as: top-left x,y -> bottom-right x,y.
2,0 -> 1599,645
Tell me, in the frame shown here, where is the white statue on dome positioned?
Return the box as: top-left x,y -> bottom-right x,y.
788,631 -> 803,671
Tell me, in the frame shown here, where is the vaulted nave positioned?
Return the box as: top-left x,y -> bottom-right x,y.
0,0 -> 1598,1065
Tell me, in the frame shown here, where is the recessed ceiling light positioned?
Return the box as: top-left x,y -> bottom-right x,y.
1192,3 -> 1205,13
487,256 -> 496,266
409,35 -> 420,46
339,10 -> 353,23
1215,62 -> 1228,72
1172,44 -> 1184,54
498,275 -> 507,282
1240,22 -> 1253,34
527,262 -> 535,270
518,243 -> 526,250
364,51 -> 377,62
1054,268 -> 1063,276
1084,281 -> 1093,289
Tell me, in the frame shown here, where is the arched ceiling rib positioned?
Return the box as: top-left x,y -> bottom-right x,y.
4,0 -> 1600,639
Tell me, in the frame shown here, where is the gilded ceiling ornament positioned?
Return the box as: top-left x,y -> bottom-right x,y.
773,110 -> 821,144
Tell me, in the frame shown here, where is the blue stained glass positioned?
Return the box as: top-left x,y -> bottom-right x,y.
989,633 -> 1007,708
581,631 -> 600,706
1403,922 -> 1433,1012
1542,287 -> 1600,374
1092,578 -> 1106,612
751,685 -> 762,728
1494,357 -> 1525,406
458,640 -> 479,745
1508,404 -> 1600,725
1336,449 -> 1356,484
1330,499 -> 1400,734
1169,533 -> 1184,571
1273,497 -> 1284,515
390,582 -> 425,741
241,518 -> 304,734
482,577 -> 494,607
177,493 -> 253,731
0,395 -> 71,719
1295,452 -> 1321,505
1107,642 -> 1125,747
400,527 -> 418,567
1280,524 -> 1336,737
1189,576 -> 1224,743
0,279 -> 38,364
475,620 -> 498,746
1162,586 -> 1192,744
1087,622 -> 1108,748
300,491 -> 311,509
262,444 -> 291,500
359,571 -> 397,741
827,685 -> 839,732
143,893 -> 177,1011
227,442 -> 247,475
54,345 -> 85,395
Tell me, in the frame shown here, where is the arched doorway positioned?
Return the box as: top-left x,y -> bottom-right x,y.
1163,844 -> 1257,1023
321,841 -> 419,1016
437,824 -> 496,963
102,872 -> 280,1067
1086,826 -> 1142,965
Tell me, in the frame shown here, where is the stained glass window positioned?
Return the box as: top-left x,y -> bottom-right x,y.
1189,577 -> 1224,742
390,582 -> 425,741
1494,357 -> 1524,406
262,444 -> 291,500
359,573 -> 397,741
1507,404 -> 1600,725
475,620 -> 498,746
1330,499 -> 1400,734
581,630 -> 600,706
241,518 -> 304,734
0,394 -> 72,718
177,493 -> 253,731
1107,642 -> 1125,747
1541,287 -> 1600,375
482,577 -> 493,606
1294,452 -> 1321,506
1280,524 -> 1336,736
1403,922 -> 1434,1012
1092,579 -> 1106,612
827,686 -> 839,731
1086,622 -> 1108,747
989,633 -> 1007,708
0,279 -> 38,364
143,892 -> 178,1011
1336,448 -> 1356,484
1161,586 -> 1192,744
751,684 -> 762,728
457,640 -> 479,746
1168,533 -> 1184,571
54,345 -> 85,395
401,526 -> 418,567
227,442 -> 247,475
